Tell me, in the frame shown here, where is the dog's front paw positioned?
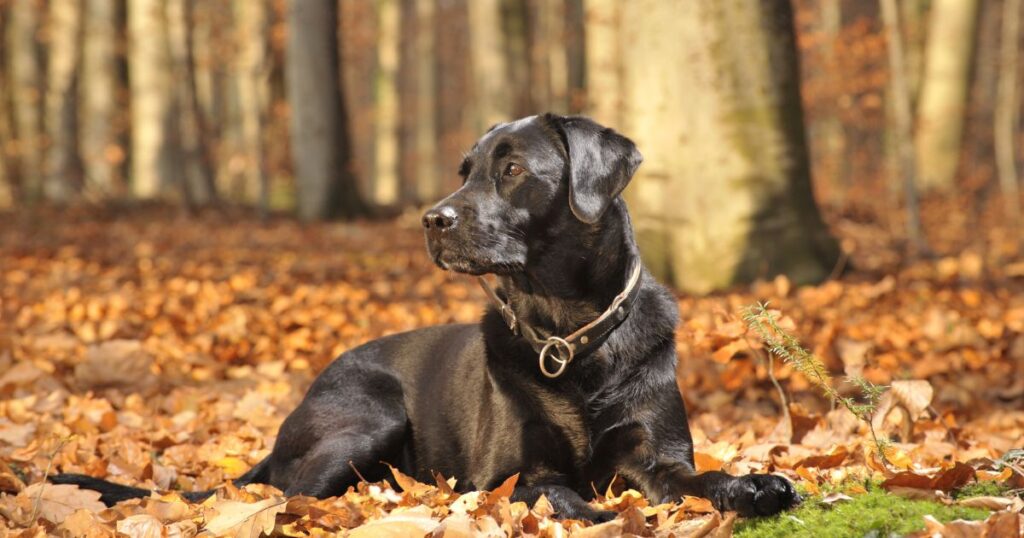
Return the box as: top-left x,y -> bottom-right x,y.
724,474 -> 801,517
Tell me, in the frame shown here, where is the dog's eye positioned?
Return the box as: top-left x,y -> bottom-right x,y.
504,163 -> 525,177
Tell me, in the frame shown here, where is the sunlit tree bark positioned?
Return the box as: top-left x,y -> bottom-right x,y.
468,0 -> 511,130
128,0 -> 181,199
607,0 -> 839,293
79,0 -> 121,197
232,0 -> 269,208
914,0 -> 979,191
583,0 -> 622,129
373,0 -> 400,207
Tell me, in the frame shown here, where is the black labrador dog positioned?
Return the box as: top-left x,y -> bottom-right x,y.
54,114 -> 799,520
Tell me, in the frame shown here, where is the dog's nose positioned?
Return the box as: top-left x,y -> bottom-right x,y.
422,206 -> 458,231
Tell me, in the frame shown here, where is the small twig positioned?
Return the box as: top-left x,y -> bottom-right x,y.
348,460 -> 368,484
31,435 -> 74,523
743,333 -> 792,433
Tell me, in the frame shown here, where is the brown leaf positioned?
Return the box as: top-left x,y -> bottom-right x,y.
712,340 -> 747,364
17,483 -> 106,524
956,496 -> 1014,511
488,473 -> 519,501
116,514 -> 166,538
59,509 -> 115,538
0,420 -> 36,448
203,497 -> 287,537
836,338 -> 872,379
882,463 -> 975,493
820,492 -> 853,505
349,507 -> 440,537
795,446 -> 849,469
572,519 -> 624,537
75,340 -> 156,392
984,510 -> 1022,538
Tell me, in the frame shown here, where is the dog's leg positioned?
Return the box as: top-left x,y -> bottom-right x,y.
266,365 -> 409,498
281,433 -> 395,498
511,485 -> 616,522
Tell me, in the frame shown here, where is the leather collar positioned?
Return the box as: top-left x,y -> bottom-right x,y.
478,259 -> 644,378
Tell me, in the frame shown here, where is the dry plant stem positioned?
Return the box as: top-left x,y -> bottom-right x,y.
31,435 -> 72,523
743,303 -> 894,470
350,460 -> 371,484
744,333 -> 792,433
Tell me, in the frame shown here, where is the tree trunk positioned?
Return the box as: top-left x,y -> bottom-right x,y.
880,0 -> 926,255
6,0 -> 45,201
610,0 -> 839,294
397,0 -> 438,205
434,0 -> 472,195
468,0 -> 511,130
583,0 -> 622,128
232,0 -> 269,208
373,0 -> 400,207
996,0 -> 1021,228
286,0 -> 365,220
128,0 -> 181,199
44,0 -> 83,202
914,0 -> 980,191
180,0 -> 219,204
0,5 -> 20,204
79,0 -> 121,197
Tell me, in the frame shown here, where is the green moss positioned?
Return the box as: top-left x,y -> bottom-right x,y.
734,488 -> 990,538
953,481 -> 1015,499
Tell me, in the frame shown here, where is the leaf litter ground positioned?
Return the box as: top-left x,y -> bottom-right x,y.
0,203 -> 1022,537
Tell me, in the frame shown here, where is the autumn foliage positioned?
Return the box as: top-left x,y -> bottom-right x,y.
0,204 -> 1022,536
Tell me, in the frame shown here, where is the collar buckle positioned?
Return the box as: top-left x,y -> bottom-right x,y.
477,258 -> 643,379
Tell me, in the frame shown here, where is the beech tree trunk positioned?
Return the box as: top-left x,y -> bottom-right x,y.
44,0 -> 83,202
914,0 -> 980,191
605,0 -> 839,293
6,0 -> 45,201
397,0 -> 439,205
79,0 -> 121,197
996,0 -> 1022,227
286,0 -> 365,220
468,0 -> 511,130
373,0 -> 400,207
232,0 -> 269,207
128,0 -> 182,199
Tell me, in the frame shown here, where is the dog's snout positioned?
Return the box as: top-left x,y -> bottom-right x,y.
422,206 -> 459,231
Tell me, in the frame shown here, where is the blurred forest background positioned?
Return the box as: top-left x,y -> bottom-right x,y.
2,2 -> 1024,534
0,0 -> 1022,293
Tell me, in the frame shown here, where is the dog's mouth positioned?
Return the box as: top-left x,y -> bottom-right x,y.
429,247 -> 523,276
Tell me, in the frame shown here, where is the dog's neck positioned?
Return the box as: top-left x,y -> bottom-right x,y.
498,201 -> 639,338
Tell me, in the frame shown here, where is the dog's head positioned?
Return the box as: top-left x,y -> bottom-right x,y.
423,114 -> 642,275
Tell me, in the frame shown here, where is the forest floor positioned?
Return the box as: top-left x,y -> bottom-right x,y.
0,199 -> 1023,537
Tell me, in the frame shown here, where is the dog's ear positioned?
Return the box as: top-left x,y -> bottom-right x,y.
549,114 -> 643,224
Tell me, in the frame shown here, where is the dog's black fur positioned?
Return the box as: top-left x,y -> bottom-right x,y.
53,114 -> 799,520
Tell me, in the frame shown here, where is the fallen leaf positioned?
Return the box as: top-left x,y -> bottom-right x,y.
795,446 -> 848,469
820,492 -> 853,505
17,483 -> 105,524
203,497 -> 287,537
116,514 -> 165,538
956,496 -> 1014,510
349,507 -> 440,537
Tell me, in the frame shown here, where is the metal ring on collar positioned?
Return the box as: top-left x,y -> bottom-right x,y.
539,336 -> 574,378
